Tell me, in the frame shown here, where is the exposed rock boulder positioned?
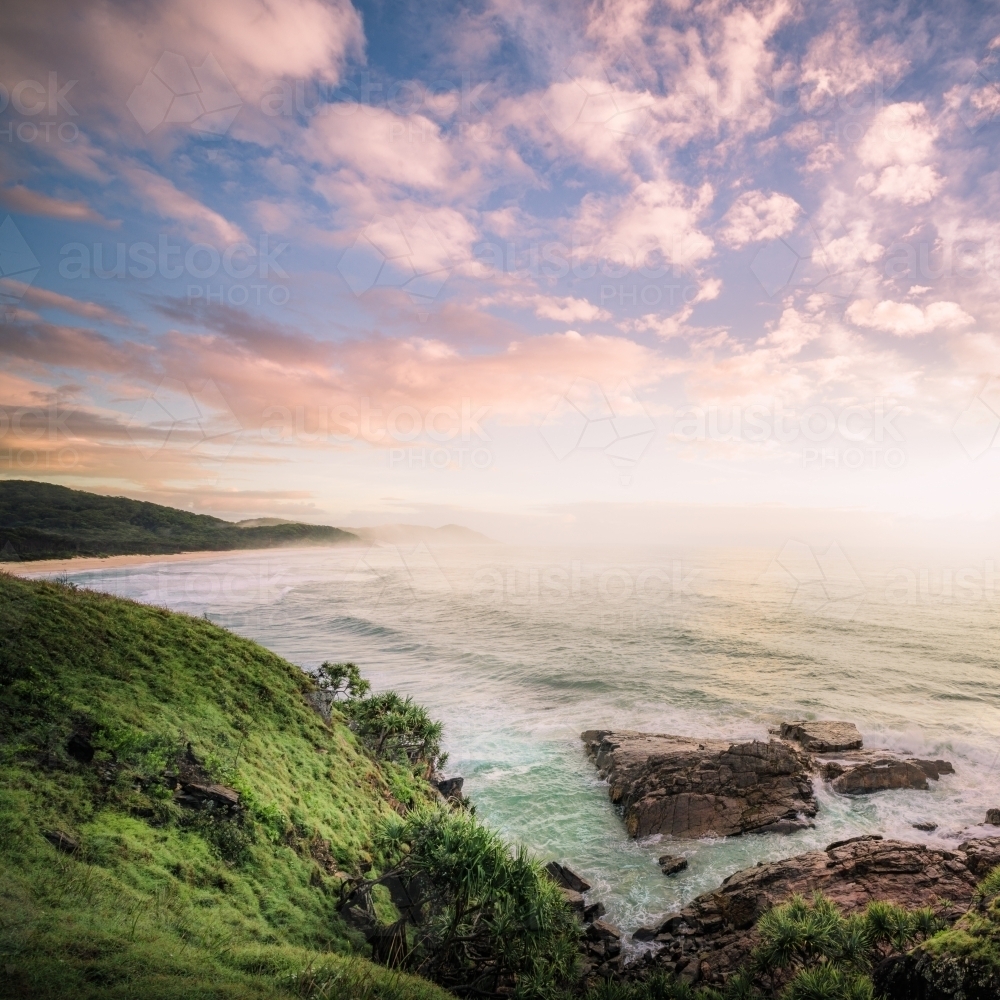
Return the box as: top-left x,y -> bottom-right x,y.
986,808 -> 1000,826
581,919 -> 622,980
43,829 -> 78,854
544,861 -> 592,892
957,836 -> 1000,877
581,730 -> 817,839
174,781 -> 241,811
659,854 -> 688,876
779,720 -> 863,752
820,752 -> 955,795
644,836 -> 989,987
435,776 -> 464,801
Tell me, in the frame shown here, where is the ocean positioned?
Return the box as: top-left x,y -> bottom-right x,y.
36,541 -> 1000,939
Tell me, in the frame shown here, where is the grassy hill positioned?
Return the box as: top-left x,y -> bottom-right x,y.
0,572 -> 449,1000
0,481 -> 358,561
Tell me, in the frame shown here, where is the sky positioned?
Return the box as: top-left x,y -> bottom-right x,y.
2,0 -> 1000,547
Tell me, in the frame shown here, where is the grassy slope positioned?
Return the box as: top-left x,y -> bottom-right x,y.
0,480 -> 357,560
0,573 -> 450,1000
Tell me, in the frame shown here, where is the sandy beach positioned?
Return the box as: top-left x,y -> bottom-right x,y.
2,545 -> 358,578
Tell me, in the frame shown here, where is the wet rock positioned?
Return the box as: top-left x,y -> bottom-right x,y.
958,836 -> 1000,877
632,925 -> 659,942
826,755 -> 954,795
581,730 -> 817,839
43,829 -> 78,854
647,836 -> 992,986
583,900 -> 606,924
545,861 -> 592,892
754,817 -> 815,834
986,808 -> 1000,826
913,821 -> 938,832
435,776 -> 464,800
580,919 -> 623,981
659,854 -> 688,876
779,720 -> 864,752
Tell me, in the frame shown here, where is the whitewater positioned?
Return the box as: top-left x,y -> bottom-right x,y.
35,541 -> 1000,935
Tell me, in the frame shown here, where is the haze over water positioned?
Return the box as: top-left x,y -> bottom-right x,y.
42,541 -> 1000,937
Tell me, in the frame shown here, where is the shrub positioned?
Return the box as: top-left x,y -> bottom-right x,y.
360,806 -> 580,997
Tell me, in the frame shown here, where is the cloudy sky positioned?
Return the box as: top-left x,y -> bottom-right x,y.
2,0 -> 1000,544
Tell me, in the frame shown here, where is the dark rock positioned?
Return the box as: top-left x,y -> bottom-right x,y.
66,731 -> 95,763
558,887 -> 585,915
586,919 -> 622,951
779,721 -> 863,752
43,830 -> 78,854
581,729 -> 817,839
658,854 -> 688,876
545,861 -> 592,892
958,836 -> 1000,877
647,836 -> 991,986
986,808 -> 1000,826
913,822 -> 938,832
875,944 -> 1000,1000
632,925 -> 659,941
435,776 -> 464,800
583,900 -> 605,923
828,755 -> 954,795
176,781 -> 240,810
754,817 -> 814,835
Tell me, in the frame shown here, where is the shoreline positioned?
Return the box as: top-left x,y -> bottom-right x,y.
2,543 -> 365,577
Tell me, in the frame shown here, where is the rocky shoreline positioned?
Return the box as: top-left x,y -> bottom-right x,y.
582,719 -> 957,840
562,720 -> 999,988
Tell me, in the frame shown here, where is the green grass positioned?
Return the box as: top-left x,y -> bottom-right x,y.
0,572 -> 451,999
0,479 -> 357,560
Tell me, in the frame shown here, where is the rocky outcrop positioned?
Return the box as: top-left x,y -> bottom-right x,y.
545,861 -> 591,892
819,752 -> 955,795
659,854 -> 688,876
43,829 -> 78,854
435,776 -> 465,801
986,808 -> 1000,826
779,721 -> 863,752
634,836 -> 1000,987
777,720 -> 957,796
542,861 -> 622,981
581,730 -> 817,839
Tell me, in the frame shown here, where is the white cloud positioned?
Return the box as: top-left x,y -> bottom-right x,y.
846,298 -> 974,336
857,102 -> 941,204
720,190 -> 801,248
122,164 -> 246,245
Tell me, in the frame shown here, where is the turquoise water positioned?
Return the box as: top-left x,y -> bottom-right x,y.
38,542 -> 1000,938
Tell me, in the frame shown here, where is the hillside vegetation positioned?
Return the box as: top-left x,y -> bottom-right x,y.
0,480 -> 357,561
0,572 -> 448,999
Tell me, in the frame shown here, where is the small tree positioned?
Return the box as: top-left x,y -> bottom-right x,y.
345,690 -> 447,776
316,661 -> 370,701
364,807 -> 580,997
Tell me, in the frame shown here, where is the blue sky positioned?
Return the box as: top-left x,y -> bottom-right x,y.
2,0 -> 1000,545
